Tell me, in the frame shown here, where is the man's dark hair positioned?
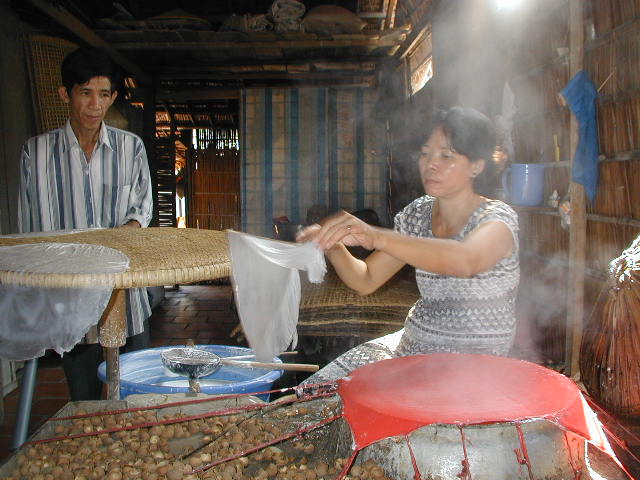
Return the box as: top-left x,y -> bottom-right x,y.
61,46 -> 123,95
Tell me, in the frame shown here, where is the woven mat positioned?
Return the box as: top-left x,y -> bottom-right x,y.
300,268 -> 419,309
0,228 -> 229,289
298,269 -> 419,337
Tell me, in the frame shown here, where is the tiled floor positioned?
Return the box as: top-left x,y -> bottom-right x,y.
0,283 -> 246,465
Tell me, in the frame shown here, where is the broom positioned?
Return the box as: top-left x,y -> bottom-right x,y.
580,234 -> 640,418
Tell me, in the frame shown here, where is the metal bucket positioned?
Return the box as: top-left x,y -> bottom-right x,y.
357,419 -> 585,480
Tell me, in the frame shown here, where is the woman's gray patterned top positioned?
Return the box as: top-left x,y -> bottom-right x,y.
300,196 -> 520,385
394,195 -> 520,356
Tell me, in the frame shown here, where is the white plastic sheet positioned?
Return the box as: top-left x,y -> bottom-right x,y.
0,243 -> 129,360
227,230 -> 326,362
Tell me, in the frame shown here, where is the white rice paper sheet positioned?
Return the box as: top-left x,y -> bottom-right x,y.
227,230 -> 326,362
0,242 -> 129,360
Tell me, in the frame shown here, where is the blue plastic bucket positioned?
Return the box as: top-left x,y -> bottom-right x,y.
98,345 -> 283,400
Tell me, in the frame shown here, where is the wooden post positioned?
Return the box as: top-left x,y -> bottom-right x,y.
99,289 -> 127,399
565,0 -> 586,377
143,83 -> 158,227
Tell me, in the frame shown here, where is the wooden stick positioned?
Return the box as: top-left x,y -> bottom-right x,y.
99,289 -> 127,400
221,358 -> 319,372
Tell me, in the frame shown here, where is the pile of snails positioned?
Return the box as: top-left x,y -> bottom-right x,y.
0,398 -> 393,480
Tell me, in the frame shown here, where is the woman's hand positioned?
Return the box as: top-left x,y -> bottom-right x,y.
296,211 -> 377,251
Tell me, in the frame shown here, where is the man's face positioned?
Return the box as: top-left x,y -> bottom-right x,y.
59,76 -> 117,132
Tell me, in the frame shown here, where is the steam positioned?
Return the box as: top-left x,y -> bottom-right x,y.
514,252 -> 579,366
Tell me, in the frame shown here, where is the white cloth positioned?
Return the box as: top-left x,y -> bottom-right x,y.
17,120 -> 153,336
0,243 -> 129,360
495,81 -> 517,160
227,230 -> 326,362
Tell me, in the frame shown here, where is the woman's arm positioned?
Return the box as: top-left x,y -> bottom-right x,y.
324,244 -> 406,295
299,210 -> 515,284
372,220 -> 514,277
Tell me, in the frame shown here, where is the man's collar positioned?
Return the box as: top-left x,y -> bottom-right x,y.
63,120 -> 115,153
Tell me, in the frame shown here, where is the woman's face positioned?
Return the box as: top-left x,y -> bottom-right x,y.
418,127 -> 481,198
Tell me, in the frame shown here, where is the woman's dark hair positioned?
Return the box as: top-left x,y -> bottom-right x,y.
61,46 -> 123,95
430,106 -> 498,196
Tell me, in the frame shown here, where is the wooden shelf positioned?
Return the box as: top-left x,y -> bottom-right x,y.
585,213 -> 640,228
513,206 -> 560,216
514,206 -> 640,228
598,150 -> 640,163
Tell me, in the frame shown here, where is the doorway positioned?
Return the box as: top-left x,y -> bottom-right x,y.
188,128 -> 240,230
156,99 -> 240,230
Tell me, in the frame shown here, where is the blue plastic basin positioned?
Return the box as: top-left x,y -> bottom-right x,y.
98,345 -> 283,400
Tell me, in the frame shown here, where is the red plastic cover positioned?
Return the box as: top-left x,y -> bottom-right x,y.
338,353 -> 613,458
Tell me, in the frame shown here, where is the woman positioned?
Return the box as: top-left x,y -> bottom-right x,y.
297,106 -> 519,384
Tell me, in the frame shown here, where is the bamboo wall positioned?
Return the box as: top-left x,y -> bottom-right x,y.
503,0 -> 640,367
583,0 -> 640,352
241,87 -> 388,237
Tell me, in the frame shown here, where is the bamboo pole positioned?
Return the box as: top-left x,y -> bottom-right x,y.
565,0 -> 586,377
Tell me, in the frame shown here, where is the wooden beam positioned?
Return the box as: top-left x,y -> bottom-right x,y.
155,89 -> 241,102
384,0 -> 399,30
359,12 -> 387,19
397,25 -> 430,60
565,0 -> 586,378
27,0 -> 151,85
159,71 -> 377,82
109,37 -> 406,50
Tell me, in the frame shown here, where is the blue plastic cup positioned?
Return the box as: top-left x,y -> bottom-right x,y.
501,163 -> 545,206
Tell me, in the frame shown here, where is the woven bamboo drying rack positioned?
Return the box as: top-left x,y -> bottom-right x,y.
0,227 -> 230,399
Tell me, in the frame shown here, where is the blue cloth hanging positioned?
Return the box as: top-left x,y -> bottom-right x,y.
560,70 -> 599,203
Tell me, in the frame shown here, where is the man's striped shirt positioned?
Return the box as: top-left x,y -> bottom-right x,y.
17,120 -> 153,337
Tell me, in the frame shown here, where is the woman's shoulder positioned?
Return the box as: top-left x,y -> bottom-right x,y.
402,195 -> 435,214
394,195 -> 434,234
475,199 -> 519,229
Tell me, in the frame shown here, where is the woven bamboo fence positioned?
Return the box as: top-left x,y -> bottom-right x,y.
586,222 -> 640,274
190,147 -> 240,231
519,211 -> 569,257
590,160 -> 640,217
590,0 -> 640,38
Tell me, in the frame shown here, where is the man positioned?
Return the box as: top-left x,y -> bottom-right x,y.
17,46 -> 153,400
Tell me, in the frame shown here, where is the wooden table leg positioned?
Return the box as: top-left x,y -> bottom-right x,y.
99,289 -> 127,399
